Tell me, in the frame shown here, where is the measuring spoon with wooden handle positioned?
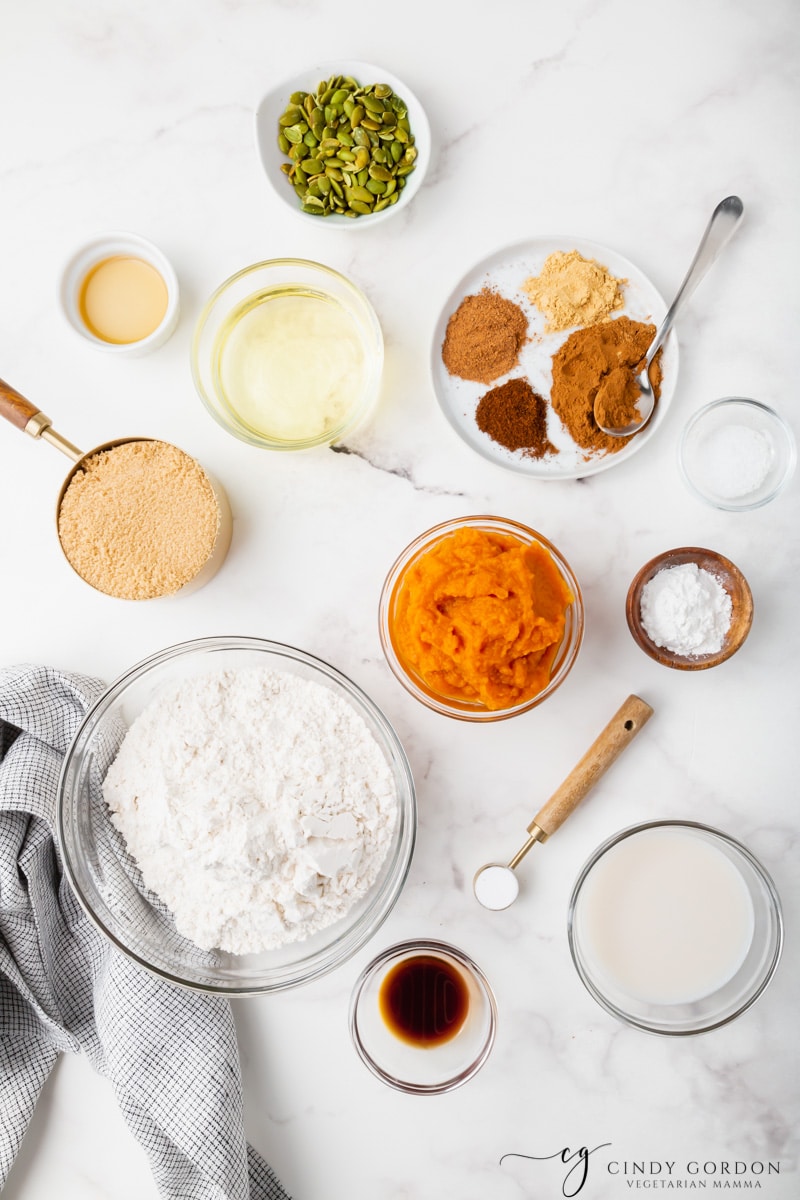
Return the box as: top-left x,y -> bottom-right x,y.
473,694 -> 653,910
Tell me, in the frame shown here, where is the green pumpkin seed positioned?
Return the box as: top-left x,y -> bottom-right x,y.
278,105 -> 303,126
277,74 -> 417,218
349,185 -> 374,203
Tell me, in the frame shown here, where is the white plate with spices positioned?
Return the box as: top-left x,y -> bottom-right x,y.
430,237 -> 679,479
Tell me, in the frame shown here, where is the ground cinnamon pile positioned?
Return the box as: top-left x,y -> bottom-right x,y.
475,378 -> 555,457
549,316 -> 662,456
58,440 -> 220,599
442,288 -> 528,384
523,250 -> 626,332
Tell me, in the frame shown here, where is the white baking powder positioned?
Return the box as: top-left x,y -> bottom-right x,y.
103,667 -> 398,954
640,563 -> 732,656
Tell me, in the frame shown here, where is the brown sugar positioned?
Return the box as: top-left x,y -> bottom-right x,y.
549,316 -> 662,456
441,288 -> 528,384
475,378 -> 556,457
57,440 -> 220,599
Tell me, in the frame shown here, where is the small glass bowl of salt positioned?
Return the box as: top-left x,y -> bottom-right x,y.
679,397 -> 796,511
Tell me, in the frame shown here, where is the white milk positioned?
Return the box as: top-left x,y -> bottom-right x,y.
576,827 -> 755,1006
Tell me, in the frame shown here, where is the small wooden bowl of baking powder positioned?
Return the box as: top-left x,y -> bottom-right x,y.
626,547 -> 753,671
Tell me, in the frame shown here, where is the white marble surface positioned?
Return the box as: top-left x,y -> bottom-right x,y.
1,1 -> 798,1197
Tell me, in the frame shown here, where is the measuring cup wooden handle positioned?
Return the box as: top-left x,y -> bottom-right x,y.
0,377 -> 48,432
530,694 -> 653,838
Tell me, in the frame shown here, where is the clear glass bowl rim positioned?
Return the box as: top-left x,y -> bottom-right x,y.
678,396 -> 797,511
190,257 -> 384,451
378,514 -> 584,721
348,937 -> 498,1094
57,635 -> 416,995
567,819 -> 784,1035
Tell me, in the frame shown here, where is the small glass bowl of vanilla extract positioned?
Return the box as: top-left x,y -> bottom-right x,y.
348,939 -> 497,1094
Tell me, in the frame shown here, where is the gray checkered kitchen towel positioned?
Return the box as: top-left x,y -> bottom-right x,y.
0,664 -> 291,1200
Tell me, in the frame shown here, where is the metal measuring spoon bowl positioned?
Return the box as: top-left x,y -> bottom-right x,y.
473,864 -> 520,911
473,695 -> 653,910
594,196 -> 744,438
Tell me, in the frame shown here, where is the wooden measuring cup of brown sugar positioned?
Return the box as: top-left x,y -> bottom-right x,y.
0,376 -> 232,599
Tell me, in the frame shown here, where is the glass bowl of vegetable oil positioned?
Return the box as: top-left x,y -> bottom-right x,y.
191,259 -> 384,450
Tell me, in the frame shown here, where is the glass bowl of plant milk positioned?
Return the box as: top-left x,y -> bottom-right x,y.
191,259 -> 383,450
568,821 -> 783,1035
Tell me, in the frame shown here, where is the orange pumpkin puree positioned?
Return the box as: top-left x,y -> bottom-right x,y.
393,527 -> 574,710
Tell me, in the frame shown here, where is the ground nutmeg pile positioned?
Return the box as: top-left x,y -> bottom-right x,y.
57,440 -> 220,600
441,288 -> 528,384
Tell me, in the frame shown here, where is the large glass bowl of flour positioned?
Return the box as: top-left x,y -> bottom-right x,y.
57,637 -> 416,994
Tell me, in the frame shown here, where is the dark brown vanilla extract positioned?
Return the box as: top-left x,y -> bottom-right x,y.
378,954 -> 470,1047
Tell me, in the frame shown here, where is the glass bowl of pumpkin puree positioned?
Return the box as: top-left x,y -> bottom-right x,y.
379,516 -> 583,721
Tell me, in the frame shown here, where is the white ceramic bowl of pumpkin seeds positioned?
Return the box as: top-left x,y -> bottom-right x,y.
255,61 -> 431,227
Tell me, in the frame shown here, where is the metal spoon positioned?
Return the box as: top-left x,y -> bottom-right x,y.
473,695 -> 653,910
594,195 -> 744,438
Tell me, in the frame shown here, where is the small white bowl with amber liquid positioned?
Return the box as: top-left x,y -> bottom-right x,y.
61,232 -> 180,355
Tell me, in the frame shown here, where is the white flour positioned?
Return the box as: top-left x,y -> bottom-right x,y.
640,563 -> 732,656
102,667 -> 398,955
